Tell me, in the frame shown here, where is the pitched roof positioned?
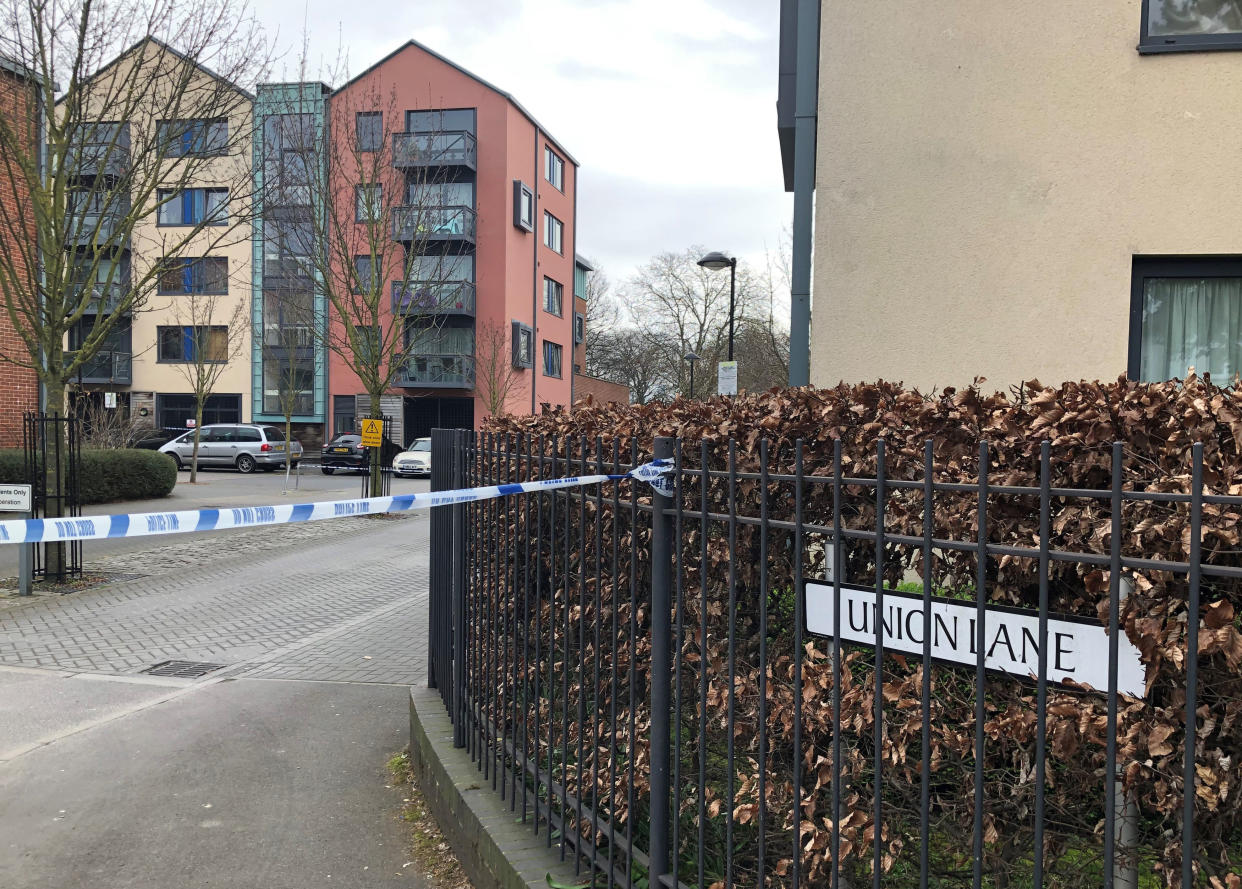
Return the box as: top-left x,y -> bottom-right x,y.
334,38 -> 578,166
71,35 -> 254,101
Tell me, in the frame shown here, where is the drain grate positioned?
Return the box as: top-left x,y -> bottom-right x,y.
141,660 -> 227,679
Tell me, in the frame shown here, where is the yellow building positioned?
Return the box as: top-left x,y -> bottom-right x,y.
781,1 -> 1242,392
66,38 -> 253,429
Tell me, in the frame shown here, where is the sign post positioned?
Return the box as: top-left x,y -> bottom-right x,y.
717,360 -> 738,396
0,485 -> 34,595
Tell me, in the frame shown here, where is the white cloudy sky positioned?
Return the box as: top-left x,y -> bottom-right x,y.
253,0 -> 791,292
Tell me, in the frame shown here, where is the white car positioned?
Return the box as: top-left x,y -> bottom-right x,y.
392,437 -> 432,477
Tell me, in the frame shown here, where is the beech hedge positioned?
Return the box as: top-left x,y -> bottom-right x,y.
0,448 -> 177,505
477,375 -> 1242,889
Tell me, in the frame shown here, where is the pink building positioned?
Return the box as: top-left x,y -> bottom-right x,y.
326,40 -> 579,444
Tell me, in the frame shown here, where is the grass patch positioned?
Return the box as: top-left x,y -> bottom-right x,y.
387,749 -> 475,889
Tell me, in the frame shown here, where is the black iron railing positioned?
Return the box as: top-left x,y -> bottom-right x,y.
429,432 -> 1231,889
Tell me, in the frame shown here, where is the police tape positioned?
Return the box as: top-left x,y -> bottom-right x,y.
0,459 -> 676,546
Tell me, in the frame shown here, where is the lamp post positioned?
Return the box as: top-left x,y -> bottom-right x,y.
697,251 -> 737,361
683,351 -> 700,398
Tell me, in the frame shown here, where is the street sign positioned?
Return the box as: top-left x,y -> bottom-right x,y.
804,581 -> 1146,698
718,360 -> 738,396
0,484 -> 32,512
104,392 -> 117,409
186,418 -> 196,428
360,418 -> 384,447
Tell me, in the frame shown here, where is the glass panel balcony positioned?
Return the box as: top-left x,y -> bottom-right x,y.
65,206 -> 127,248
392,280 -> 476,316
392,131 -> 477,170
391,206 -> 476,244
397,353 -> 475,388
65,349 -> 131,384
67,129 -> 130,179
68,279 -> 129,315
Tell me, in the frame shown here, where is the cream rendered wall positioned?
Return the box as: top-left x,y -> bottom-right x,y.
76,41 -> 253,420
811,1 -> 1242,393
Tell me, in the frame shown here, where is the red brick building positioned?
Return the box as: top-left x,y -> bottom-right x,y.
0,57 -> 41,444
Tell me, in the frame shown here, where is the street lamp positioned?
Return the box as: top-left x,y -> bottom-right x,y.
697,251 -> 737,361
683,352 -> 700,398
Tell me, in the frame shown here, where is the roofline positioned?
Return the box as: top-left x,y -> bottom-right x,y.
256,80 -> 333,95
574,254 -> 594,272
0,55 -> 36,83
332,38 -> 578,167
73,35 -> 254,101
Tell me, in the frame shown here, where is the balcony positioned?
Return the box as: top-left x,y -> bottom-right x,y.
68,280 -> 129,315
67,138 -> 130,180
262,255 -> 314,288
397,353 -> 475,389
392,280 -> 476,316
65,206 -> 127,249
392,131 -> 477,171
391,206 -> 476,244
65,349 -> 131,385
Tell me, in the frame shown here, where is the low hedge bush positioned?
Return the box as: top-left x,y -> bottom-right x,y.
0,448 -> 177,504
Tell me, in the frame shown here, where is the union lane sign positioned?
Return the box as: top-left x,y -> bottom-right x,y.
804,582 -> 1146,698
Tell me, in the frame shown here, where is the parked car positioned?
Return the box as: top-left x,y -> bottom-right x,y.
158,424 -> 303,473
320,433 -> 401,474
129,427 -> 185,450
392,437 -> 431,477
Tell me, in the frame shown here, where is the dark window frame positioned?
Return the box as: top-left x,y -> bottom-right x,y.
575,312 -> 585,344
1139,0 -> 1242,53
511,321 -> 533,369
157,118 -> 228,158
157,257 -> 229,295
544,146 -> 565,191
356,111 -> 382,151
156,324 -> 230,363
543,276 -> 563,317
353,255 -> 373,294
1128,255 -> 1242,379
542,340 -> 563,378
543,211 -> 563,254
156,187 -> 229,227
355,183 -> 382,223
513,180 -> 534,231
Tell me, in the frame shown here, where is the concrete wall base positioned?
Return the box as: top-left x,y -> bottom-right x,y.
408,686 -> 584,889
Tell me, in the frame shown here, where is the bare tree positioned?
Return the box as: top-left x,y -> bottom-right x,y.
163,283 -> 248,481
473,320 -> 525,419
0,6 -> 268,575
587,327 -> 667,405
267,78 -> 461,495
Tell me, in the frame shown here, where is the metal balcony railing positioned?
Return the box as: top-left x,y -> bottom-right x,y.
391,280 -> 476,316
67,139 -> 130,179
391,206 -> 476,244
65,349 -> 132,384
69,280 -> 129,315
65,206 -> 127,248
392,131 -> 477,170
397,353 -> 475,388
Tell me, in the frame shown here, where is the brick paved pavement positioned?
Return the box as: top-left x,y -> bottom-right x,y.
0,512 -> 430,683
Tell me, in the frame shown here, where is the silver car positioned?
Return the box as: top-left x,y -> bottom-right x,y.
159,424 -> 304,474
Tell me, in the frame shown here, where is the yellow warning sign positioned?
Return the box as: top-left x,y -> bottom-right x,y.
360,418 -> 384,447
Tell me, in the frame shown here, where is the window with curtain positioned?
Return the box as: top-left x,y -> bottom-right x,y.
1132,258 -> 1242,381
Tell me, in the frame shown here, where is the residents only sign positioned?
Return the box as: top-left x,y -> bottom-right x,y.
0,484 -> 31,512
804,582 -> 1146,698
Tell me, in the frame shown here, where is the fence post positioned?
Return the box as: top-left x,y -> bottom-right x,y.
648,436 -> 674,885
452,428 -> 469,748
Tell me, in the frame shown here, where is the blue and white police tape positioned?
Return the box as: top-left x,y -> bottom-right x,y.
0,459 -> 676,546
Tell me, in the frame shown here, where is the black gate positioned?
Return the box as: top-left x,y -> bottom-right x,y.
429,432 -> 1233,889
23,412 -> 83,581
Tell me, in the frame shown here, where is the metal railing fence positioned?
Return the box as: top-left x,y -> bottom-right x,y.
428,431 -> 1238,889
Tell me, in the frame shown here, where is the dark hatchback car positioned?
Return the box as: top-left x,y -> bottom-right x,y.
320,433 -> 400,474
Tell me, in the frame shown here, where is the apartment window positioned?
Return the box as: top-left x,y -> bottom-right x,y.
157,119 -> 227,157
1129,257 -> 1242,381
158,257 -> 228,294
353,255 -> 373,293
543,277 -> 563,316
512,321 -> 533,369
544,146 -> 564,190
355,184 -> 382,222
1141,0 -> 1242,51
157,188 -> 228,225
351,325 -> 380,363
513,180 -> 534,231
575,312 -> 585,344
543,212 -> 563,253
356,112 -> 382,151
543,341 -> 563,378
157,325 -> 228,362
158,393 -> 240,429
405,109 -> 476,135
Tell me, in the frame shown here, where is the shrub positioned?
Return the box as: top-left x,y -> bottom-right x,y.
0,448 -> 177,504
477,375 -> 1242,889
